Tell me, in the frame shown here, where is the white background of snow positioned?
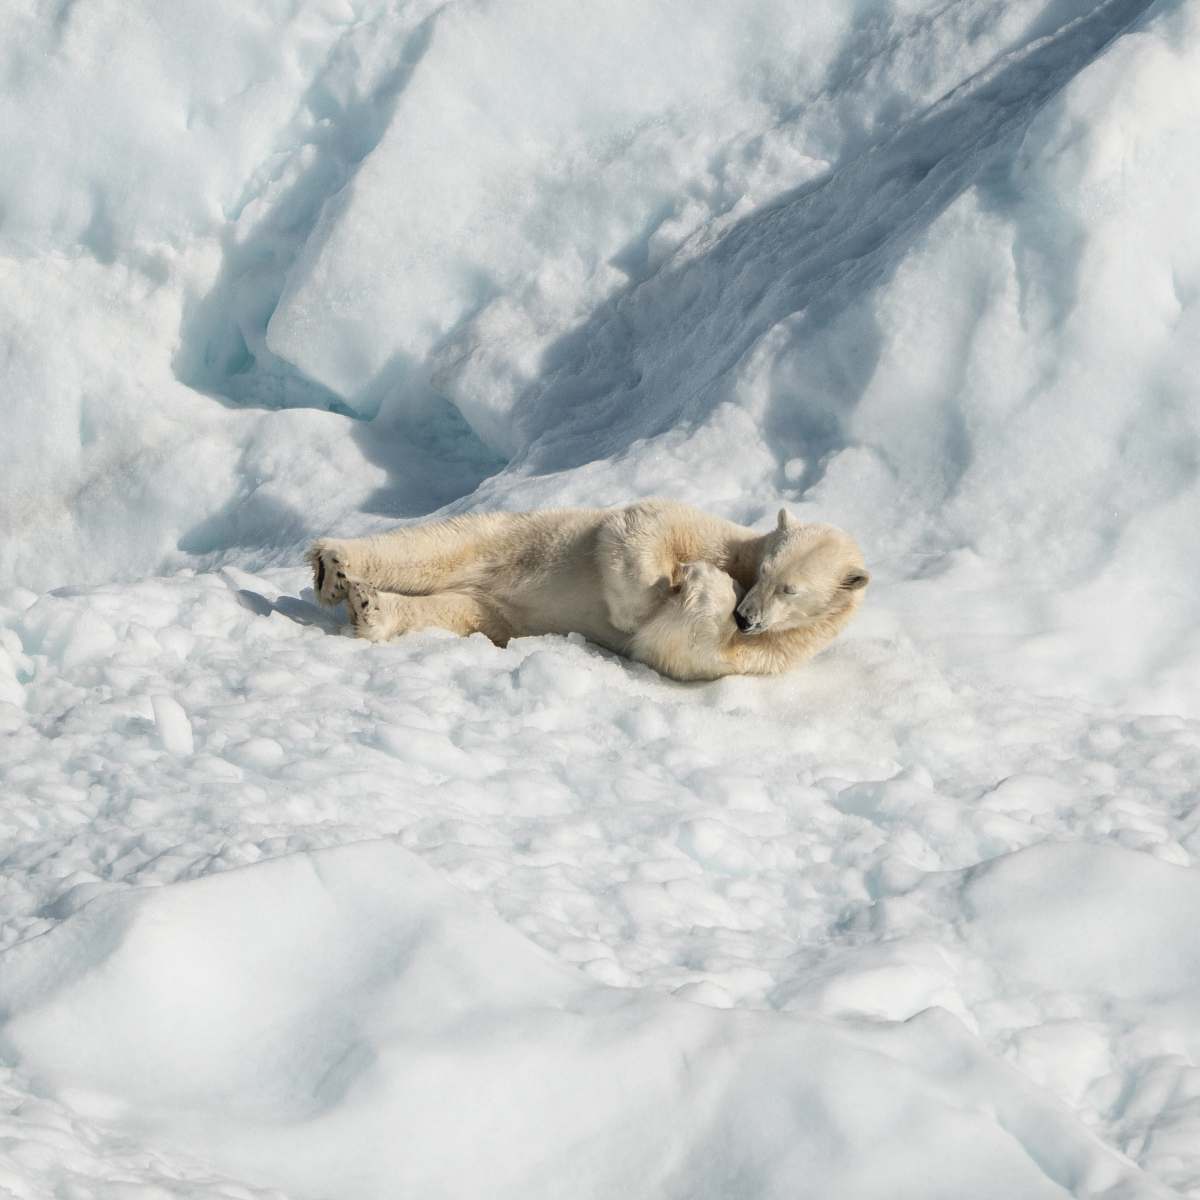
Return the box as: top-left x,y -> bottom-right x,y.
2,0 -> 1200,1196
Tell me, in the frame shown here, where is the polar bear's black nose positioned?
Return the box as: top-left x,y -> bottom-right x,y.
734,609 -> 752,632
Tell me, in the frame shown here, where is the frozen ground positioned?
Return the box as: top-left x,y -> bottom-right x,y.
2,0 -> 1199,1196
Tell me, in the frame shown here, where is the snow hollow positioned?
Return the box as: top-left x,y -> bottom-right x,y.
1,0 -> 1199,1197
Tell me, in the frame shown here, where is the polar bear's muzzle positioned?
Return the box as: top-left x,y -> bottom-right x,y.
734,606 -> 766,635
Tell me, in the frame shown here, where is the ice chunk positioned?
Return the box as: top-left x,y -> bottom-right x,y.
151,695 -> 195,757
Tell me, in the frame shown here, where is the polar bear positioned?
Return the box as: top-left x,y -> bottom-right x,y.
306,499 -> 868,681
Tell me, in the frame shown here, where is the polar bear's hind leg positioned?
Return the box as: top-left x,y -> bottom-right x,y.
307,541 -> 352,607
346,580 -> 385,639
307,517 -> 500,605
346,581 -> 510,645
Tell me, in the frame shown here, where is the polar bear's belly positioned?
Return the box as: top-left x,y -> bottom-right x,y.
489,535 -> 629,651
498,581 -> 628,650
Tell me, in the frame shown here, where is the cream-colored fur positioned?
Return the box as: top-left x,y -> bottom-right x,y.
621,504 -> 870,681
628,561 -> 746,682
306,499 -> 868,682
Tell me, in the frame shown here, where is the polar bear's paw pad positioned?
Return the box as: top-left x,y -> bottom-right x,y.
306,542 -> 351,607
346,580 -> 387,641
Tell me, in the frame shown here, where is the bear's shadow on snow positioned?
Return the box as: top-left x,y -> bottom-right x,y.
232,584 -> 345,634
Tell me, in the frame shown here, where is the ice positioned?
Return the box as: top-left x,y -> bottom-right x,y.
3,0 -> 1200,1195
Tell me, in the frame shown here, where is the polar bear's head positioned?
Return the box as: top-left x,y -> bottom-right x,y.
734,510 -> 869,636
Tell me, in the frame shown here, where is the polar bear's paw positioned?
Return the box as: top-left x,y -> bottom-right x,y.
346,579 -> 389,641
677,561 -> 742,609
306,541 -> 351,607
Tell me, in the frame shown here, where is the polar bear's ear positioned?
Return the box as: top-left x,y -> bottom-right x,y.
776,508 -> 795,531
841,570 -> 870,591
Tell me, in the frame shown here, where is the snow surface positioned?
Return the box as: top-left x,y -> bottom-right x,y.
2,0 -> 1200,1196
0,840 -> 1177,1199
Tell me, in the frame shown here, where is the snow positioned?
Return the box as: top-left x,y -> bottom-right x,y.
151,694 -> 195,756
2,0 -> 1200,1196
4,569 -> 1200,1196
0,841 -> 1176,1199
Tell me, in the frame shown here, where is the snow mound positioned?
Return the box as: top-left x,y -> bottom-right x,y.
0,840 -> 1171,1200
848,840 -> 1200,1192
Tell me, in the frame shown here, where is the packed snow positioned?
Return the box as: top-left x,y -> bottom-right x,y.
2,0 -> 1199,1197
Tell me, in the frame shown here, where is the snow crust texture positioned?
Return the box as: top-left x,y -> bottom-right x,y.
2,0 -> 1200,1196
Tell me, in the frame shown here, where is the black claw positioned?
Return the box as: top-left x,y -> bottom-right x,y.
315,557 -> 326,593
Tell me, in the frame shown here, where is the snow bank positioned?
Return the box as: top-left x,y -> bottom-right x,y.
265,0 -> 1049,441
0,839 -> 1171,1200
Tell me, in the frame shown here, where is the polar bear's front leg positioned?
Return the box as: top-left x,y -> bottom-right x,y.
346,581 -> 510,646
629,562 -> 743,682
596,504 -> 680,634
674,561 -> 743,650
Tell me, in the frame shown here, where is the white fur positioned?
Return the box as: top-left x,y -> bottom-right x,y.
307,500 -> 868,682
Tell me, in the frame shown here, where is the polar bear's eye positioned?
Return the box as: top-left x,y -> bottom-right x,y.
780,584 -> 800,596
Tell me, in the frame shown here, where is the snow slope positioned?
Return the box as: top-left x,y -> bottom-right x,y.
2,0 -> 1200,1196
